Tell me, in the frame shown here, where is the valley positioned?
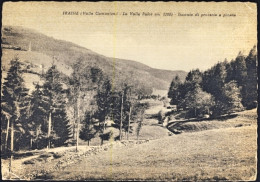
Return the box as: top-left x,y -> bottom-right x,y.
1,25 -> 257,181
1,100 -> 257,180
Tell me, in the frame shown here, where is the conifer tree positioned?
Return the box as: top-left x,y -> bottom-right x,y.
29,83 -> 49,149
42,64 -> 71,148
1,58 -> 30,155
79,111 -> 98,146
168,75 -> 181,105
95,77 -> 112,144
243,46 -> 257,108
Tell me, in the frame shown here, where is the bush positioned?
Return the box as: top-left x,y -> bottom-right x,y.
158,110 -> 165,124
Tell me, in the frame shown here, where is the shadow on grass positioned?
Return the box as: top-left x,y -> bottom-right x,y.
2,149 -> 51,160
34,173 -> 54,180
13,152 -> 34,160
145,114 -> 158,119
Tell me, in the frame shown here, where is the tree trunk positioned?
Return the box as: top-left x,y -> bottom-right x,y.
119,93 -> 123,141
127,106 -> 131,140
101,122 -> 106,145
9,120 -> 14,172
73,103 -> 77,140
5,118 -> 10,153
76,121 -> 79,151
88,140 -> 90,146
47,112 -> 52,149
76,97 -> 80,152
36,126 -> 39,149
101,136 -> 103,146
30,138 -> 33,149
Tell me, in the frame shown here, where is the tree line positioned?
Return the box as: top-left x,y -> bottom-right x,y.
168,46 -> 257,118
1,58 -> 148,155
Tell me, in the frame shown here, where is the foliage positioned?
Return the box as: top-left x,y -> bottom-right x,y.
131,102 -> 149,140
29,84 -> 49,149
182,86 -> 215,118
1,58 -> 30,151
168,75 -> 181,105
79,112 -> 98,145
222,81 -> 244,113
158,110 -> 165,124
168,46 -> 257,118
41,65 -> 71,147
243,46 -> 257,109
95,76 -> 113,143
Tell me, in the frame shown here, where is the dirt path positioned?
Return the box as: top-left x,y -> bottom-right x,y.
40,124 -> 257,181
42,108 -> 256,181
2,100 -> 168,180
2,102 -> 256,180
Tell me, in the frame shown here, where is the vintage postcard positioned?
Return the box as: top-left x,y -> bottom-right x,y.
1,2 -> 257,181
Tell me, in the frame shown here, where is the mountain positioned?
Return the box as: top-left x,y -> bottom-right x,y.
1,26 -> 187,95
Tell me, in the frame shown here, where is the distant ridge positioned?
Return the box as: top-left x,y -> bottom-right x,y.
1,26 -> 187,93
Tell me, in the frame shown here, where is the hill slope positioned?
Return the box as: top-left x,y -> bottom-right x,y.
1,109 -> 256,180
1,26 -> 186,93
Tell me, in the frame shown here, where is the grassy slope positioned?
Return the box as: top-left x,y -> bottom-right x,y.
43,115 -> 257,181
2,108 -> 256,181
1,49 -> 72,94
1,26 -> 187,91
167,109 -> 257,134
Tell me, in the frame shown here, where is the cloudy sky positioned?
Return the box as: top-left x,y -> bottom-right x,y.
2,2 -> 257,71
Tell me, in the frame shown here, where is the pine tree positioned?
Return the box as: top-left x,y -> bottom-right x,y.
42,64 -> 71,148
29,83 -> 49,149
185,69 -> 203,85
79,111 -> 97,146
243,46 -> 257,108
168,75 -> 181,105
1,58 -> 30,154
131,102 -> 148,140
233,52 -> 247,87
201,62 -> 227,114
95,77 -> 112,145
225,59 -> 235,83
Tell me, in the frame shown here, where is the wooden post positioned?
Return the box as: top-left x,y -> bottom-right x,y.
119,93 -> 123,141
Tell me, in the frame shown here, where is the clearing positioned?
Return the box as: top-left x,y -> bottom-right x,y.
1,100 -> 257,181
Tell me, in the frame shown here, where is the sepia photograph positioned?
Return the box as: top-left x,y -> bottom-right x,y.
1,1 -> 257,181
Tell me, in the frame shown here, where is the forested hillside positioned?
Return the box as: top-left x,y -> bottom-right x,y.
1,26 -> 187,154
168,46 -> 257,118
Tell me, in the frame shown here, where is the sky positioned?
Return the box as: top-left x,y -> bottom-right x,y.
2,2 -> 257,72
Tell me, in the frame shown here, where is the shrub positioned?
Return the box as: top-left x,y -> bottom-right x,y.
158,110 -> 165,124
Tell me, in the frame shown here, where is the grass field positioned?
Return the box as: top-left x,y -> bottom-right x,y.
1,105 -> 257,181
46,121 -> 256,181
